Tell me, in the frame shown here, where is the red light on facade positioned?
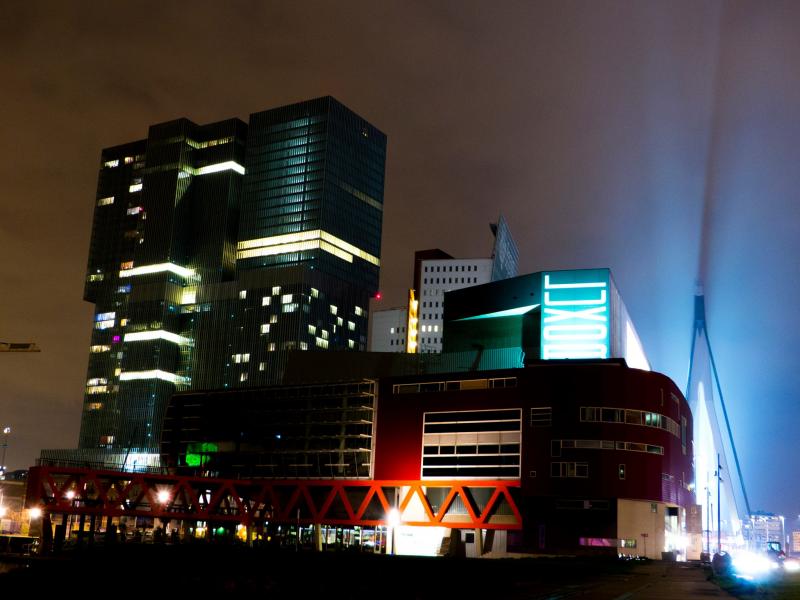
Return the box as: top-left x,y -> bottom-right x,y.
375,292 -> 382,300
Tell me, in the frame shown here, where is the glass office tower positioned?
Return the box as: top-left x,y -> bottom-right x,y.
43,97 -> 386,467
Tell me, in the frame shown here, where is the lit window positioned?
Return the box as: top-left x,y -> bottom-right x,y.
390,327 -> 395,334
355,306 -> 364,316
262,296 -> 271,306
104,159 -> 119,168
129,183 -> 143,193
120,261 -> 134,270
272,286 -> 281,295
87,402 -> 103,411
86,385 -> 108,395
114,368 -> 121,376
88,274 -> 104,282
118,284 -> 131,294
348,340 -> 355,349
87,377 -> 108,386
308,324 -> 317,335
311,288 -> 319,298
239,290 -> 247,299
259,362 -> 265,371
100,435 -> 115,445
97,196 -> 114,206
281,294 -> 293,304
321,329 -> 329,340
300,342 -> 308,350
119,318 -> 128,327
268,343 -> 276,351
240,372 -> 248,382
127,206 -> 143,216
270,315 -> 278,324
336,317 -> 343,326
330,305 -> 338,315
315,337 -> 329,349
434,325 -> 439,332
95,319 -> 115,330
124,156 -> 134,164
90,345 -> 110,353
282,303 -> 297,313
243,353 -> 250,362
261,324 -> 270,334
348,321 -> 355,331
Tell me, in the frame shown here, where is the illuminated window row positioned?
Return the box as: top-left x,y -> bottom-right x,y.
236,229 -> 379,266
551,439 -> 663,455
97,196 -> 114,206
580,407 -> 680,438
119,370 -> 189,385
551,462 -> 588,478
123,330 -> 192,346
422,409 -> 521,479
393,377 -> 518,395
119,262 -> 195,279
185,136 -> 234,149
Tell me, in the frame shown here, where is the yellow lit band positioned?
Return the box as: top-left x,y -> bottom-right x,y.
407,289 -> 419,354
237,230 -> 379,266
119,370 -> 189,384
123,330 -> 192,345
119,262 -> 195,279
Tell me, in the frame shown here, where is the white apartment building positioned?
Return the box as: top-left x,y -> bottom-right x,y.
368,307 -> 408,352
417,258 -> 493,352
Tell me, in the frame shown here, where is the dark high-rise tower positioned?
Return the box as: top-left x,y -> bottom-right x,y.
44,97 -> 386,467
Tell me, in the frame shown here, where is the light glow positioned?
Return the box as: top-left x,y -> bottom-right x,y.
195,161 -> 245,176
457,304 -> 539,321
119,370 -> 188,384
29,508 -> 42,519
119,262 -> 195,279
407,289 -> 419,354
123,330 -> 192,345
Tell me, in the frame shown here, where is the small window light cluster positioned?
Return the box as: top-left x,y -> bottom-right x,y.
97,196 -> 114,207
262,296 -> 271,306
260,324 -> 270,334
232,353 -> 250,363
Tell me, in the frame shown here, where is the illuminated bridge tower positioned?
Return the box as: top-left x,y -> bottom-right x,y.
686,291 -> 751,551
43,97 -> 386,467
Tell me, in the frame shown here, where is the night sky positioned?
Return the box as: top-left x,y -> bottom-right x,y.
2,2 -> 799,520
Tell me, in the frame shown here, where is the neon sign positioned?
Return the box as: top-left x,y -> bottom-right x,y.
540,269 -> 610,359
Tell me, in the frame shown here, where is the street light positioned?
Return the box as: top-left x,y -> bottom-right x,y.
0,426 -> 10,479
387,507 -> 400,555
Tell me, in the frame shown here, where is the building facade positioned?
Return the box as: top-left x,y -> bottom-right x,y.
369,215 -> 519,354
43,97 -> 386,467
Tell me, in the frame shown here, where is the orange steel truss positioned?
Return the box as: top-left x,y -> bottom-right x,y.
26,466 -> 522,530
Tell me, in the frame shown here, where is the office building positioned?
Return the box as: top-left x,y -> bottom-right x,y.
42,97 -> 386,467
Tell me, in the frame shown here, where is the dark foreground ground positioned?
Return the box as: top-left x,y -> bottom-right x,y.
0,546 -> 778,599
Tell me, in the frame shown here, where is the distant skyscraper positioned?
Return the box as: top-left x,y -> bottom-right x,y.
44,97 -> 386,467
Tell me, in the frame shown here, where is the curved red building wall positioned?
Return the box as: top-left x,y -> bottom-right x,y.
374,361 -> 694,553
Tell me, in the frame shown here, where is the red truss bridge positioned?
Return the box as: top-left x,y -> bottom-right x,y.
26,466 -> 522,530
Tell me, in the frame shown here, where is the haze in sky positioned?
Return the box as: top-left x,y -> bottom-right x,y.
1,1 -> 799,520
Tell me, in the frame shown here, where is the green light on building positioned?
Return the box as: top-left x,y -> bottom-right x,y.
185,441 -> 218,467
